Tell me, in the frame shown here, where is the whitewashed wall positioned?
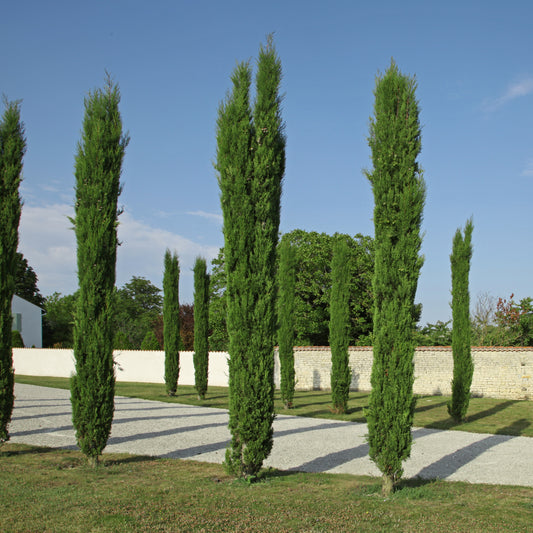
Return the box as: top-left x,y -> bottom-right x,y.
12,346 -> 533,400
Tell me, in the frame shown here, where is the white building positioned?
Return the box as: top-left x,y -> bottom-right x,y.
11,294 -> 42,348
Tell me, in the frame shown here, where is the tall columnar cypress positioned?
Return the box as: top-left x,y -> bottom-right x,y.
329,237 -> 352,414
163,249 -> 180,396
448,219 -> 474,422
277,236 -> 296,409
365,61 -> 426,496
216,36 -> 285,477
193,257 -> 209,400
71,78 -> 128,465
0,100 -> 25,445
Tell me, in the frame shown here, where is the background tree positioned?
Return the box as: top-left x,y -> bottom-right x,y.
70,77 -> 128,466
193,257 -> 209,399
217,36 -> 285,477
208,249 -> 229,351
277,236 -> 296,408
179,304 -> 195,350
114,276 -> 162,349
163,250 -> 180,395
0,99 -> 25,444
415,320 -> 452,346
448,219 -> 474,422
43,292 -> 77,347
208,231 -> 374,350
470,292 -> 496,346
11,330 -> 24,348
14,252 -> 45,308
493,294 -> 533,346
140,330 -> 161,350
365,61 -> 426,496
329,237 -> 352,414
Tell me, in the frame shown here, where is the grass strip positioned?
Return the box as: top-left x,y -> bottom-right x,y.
14,374 -> 533,437
1,443 -> 532,533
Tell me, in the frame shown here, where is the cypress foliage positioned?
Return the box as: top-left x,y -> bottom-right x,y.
365,61 -> 426,496
448,219 -> 474,422
163,250 -> 180,396
140,330 -> 160,351
193,257 -> 209,400
0,100 -> 25,445
329,237 -> 352,414
70,77 -> 128,466
277,236 -> 296,409
217,36 -> 285,477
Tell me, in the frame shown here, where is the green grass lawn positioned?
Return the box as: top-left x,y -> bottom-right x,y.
15,374 -> 533,437
6,375 -> 533,531
1,442 -> 532,532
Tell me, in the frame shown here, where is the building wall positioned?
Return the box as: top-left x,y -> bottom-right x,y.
12,346 -> 533,400
11,295 -> 42,348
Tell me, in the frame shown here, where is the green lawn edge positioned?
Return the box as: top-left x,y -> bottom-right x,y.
14,374 -> 532,437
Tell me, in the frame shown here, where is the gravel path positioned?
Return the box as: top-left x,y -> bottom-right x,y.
9,383 -> 533,487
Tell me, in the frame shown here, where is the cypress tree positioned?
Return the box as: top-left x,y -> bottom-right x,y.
365,61 -> 426,496
163,249 -> 180,396
193,257 -> 209,400
448,219 -> 474,422
217,36 -> 285,477
329,237 -> 352,414
70,77 -> 128,466
277,236 -> 296,409
140,330 -> 161,350
0,100 -> 25,445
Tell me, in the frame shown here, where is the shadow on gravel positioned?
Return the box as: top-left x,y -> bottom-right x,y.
291,442 -> 370,473
289,427 -> 429,473
160,439 -> 230,459
13,411 -> 72,421
107,420 -> 229,446
11,424 -> 73,437
15,403 -> 70,409
415,434 -> 515,480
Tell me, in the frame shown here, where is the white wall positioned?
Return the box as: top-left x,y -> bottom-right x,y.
12,349 -> 229,387
12,346 -> 533,400
12,295 -> 42,348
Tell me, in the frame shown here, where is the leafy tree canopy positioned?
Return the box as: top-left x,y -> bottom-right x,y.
114,276 -> 162,349
43,291 -> 78,348
209,230 -> 374,349
15,252 -> 45,308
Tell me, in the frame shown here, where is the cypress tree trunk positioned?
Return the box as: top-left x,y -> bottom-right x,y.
329,237 -> 352,414
71,77 -> 128,465
277,236 -> 296,409
365,61 -> 426,496
163,250 -> 180,396
217,36 -> 285,478
193,257 -> 209,400
0,100 -> 25,445
448,219 -> 474,421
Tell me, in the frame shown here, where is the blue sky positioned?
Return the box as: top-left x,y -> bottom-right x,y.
2,0 -> 532,325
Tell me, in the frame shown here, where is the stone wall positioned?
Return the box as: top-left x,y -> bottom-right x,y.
13,346 -> 532,400
273,346 -> 532,400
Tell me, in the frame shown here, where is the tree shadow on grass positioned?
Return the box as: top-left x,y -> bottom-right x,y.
414,400 -> 448,413
1,444 -> 61,457
464,400 -> 519,424
424,400 -> 521,432
495,418 -> 530,437
102,454 -> 157,466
